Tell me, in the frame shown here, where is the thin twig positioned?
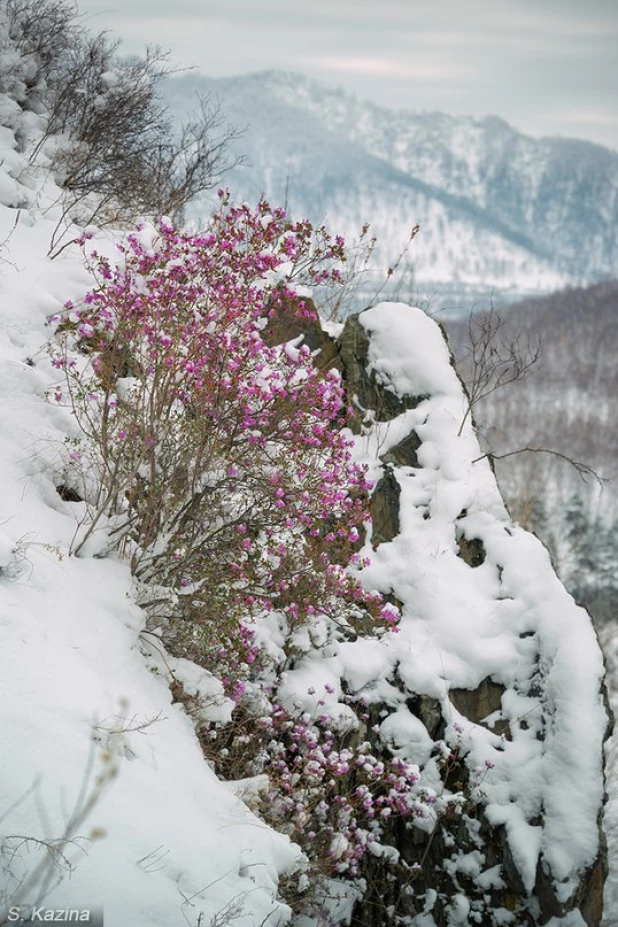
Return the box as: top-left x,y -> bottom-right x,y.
473,445 -> 605,487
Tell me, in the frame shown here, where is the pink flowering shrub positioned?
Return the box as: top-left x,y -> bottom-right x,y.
51,194 -> 398,663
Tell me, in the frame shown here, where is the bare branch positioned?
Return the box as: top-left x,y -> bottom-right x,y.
457,308 -> 540,436
0,210 -> 21,273
369,223 -> 420,308
473,445 -> 605,487
0,749 -> 117,921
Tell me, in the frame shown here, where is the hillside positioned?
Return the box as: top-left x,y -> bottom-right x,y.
0,210 -> 610,922
0,7 -> 612,926
162,71 -> 618,310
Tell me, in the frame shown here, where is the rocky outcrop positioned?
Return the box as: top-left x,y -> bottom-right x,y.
263,298 -> 610,925
328,304 -> 610,926
338,315 -> 428,428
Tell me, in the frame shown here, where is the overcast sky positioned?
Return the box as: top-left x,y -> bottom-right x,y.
77,0 -> 618,150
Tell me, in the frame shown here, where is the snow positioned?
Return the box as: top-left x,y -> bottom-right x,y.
0,552 -> 297,925
361,301 -> 461,399
379,706 -> 434,765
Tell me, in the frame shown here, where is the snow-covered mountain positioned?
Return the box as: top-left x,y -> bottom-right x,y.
163,71 -> 618,310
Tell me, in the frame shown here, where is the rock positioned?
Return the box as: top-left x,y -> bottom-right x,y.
456,533 -> 486,567
281,304 -> 610,926
330,304 -> 610,926
449,678 -> 510,738
409,694 -> 444,740
261,293 -> 342,372
370,468 -> 401,546
381,430 -> 422,468
338,314 -> 427,431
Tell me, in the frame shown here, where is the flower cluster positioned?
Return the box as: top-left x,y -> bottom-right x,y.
204,694 -> 442,880
262,707 -> 433,877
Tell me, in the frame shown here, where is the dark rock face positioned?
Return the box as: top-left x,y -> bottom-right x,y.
456,533 -> 486,568
326,307 -> 610,927
370,469 -> 401,547
338,315 -> 428,431
449,678 -> 508,737
262,294 -> 342,372
580,855 -> 607,927
381,430 -> 422,468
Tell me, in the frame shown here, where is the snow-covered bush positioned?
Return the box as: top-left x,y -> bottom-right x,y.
1,0 -> 237,226
50,194 -> 398,662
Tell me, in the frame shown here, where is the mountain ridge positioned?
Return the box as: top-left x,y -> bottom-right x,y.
162,69 -> 618,310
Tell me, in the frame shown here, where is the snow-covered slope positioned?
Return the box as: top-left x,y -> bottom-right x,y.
0,55 -> 302,920
162,71 -> 618,308
0,42 -> 610,926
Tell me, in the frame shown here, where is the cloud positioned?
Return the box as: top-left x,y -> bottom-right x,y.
566,110 -> 618,127
314,57 -> 459,82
